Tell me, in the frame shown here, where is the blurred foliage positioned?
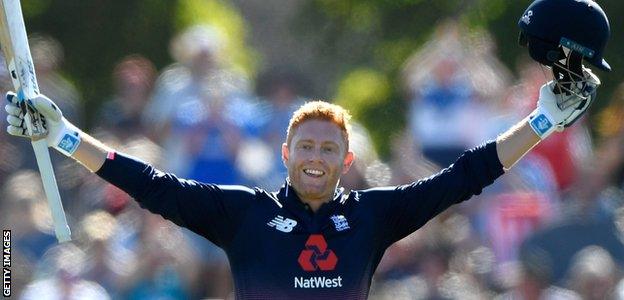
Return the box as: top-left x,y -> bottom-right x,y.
22,0 -> 255,128
335,68 -> 390,113
24,0 -> 177,127
294,0 -> 624,158
335,69 -> 399,151
175,0 -> 258,76
18,0 -> 624,157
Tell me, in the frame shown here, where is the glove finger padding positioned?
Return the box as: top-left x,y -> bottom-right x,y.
4,103 -> 22,117
5,92 -> 35,125
6,124 -> 26,136
530,67 -> 600,139
5,92 -> 61,125
5,92 -> 81,156
6,92 -> 18,105
4,100 -> 28,137
6,114 -> 23,127
5,93 -> 46,138
560,67 -> 600,128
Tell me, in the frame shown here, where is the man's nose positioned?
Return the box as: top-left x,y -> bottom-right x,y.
307,147 -> 323,162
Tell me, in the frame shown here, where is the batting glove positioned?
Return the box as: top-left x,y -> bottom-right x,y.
529,67 -> 600,139
5,93 -> 81,156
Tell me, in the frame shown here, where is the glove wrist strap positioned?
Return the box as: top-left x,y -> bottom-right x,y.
50,120 -> 81,157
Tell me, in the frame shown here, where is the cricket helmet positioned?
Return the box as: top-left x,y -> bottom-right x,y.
518,0 -> 611,71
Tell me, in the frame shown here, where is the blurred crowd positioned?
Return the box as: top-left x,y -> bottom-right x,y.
1,21 -> 624,299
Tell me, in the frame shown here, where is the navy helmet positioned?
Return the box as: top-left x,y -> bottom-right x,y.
518,0 -> 611,71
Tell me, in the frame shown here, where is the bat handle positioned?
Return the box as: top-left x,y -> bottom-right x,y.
20,99 -> 46,138
31,139 -> 72,242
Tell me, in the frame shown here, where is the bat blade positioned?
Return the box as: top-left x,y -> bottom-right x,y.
0,0 -> 71,242
0,0 -> 38,97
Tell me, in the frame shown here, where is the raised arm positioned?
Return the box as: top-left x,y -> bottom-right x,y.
70,130 -> 110,172
5,93 -> 110,172
496,116 -> 540,170
5,93 -> 254,247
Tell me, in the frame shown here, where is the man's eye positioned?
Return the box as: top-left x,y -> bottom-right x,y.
322,147 -> 335,153
301,144 -> 312,150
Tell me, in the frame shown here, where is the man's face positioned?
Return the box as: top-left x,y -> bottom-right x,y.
282,120 -> 354,203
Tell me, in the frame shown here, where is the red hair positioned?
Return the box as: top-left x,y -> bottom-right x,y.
286,100 -> 352,148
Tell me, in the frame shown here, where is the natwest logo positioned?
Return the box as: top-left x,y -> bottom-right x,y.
297,234 -> 338,271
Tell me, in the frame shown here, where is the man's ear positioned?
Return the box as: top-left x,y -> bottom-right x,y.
342,151 -> 355,174
281,143 -> 289,165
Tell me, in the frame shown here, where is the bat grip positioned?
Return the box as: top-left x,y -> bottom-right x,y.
20,99 -> 46,139
31,139 -> 72,242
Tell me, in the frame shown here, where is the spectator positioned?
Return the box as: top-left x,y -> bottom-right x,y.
185,93 -> 244,184
402,21 -> 509,166
143,25 -> 254,177
97,55 -> 157,141
566,246 -> 619,300
30,34 -> 83,126
20,244 -> 110,300
247,67 -> 307,189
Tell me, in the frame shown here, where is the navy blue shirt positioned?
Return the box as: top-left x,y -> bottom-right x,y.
96,141 -> 504,299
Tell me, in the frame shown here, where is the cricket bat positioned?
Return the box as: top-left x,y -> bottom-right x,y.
0,0 -> 71,242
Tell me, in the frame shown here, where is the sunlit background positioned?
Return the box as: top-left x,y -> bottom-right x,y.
1,0 -> 624,299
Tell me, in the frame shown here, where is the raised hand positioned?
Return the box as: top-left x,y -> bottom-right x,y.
528,67 -> 600,139
5,93 -> 81,156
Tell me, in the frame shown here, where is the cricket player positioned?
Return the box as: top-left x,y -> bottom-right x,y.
3,0 -> 610,298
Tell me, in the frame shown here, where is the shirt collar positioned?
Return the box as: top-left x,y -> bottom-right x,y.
278,179 -> 345,214
280,178 -> 344,201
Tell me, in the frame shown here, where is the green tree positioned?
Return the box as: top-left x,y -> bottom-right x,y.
23,0 -> 256,128
294,0 -> 624,157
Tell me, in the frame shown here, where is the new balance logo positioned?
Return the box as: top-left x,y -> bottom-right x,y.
268,215 -> 297,233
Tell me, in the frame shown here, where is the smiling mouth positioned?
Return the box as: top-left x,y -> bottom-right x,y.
303,168 -> 325,178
